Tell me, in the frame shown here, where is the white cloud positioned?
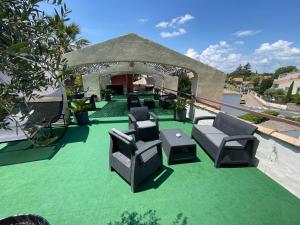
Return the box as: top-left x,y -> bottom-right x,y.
156,21 -> 169,28
186,41 -> 243,71
186,48 -> 200,59
185,40 -> 300,72
177,14 -> 194,25
255,40 -> 300,59
185,41 -> 242,71
156,14 -> 193,38
160,28 -> 186,38
138,18 -> 148,23
253,40 -> 300,71
156,13 -> 194,29
233,30 -> 261,37
235,41 -> 245,45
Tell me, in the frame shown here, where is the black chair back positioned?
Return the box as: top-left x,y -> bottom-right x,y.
109,131 -> 137,158
130,107 -> 150,121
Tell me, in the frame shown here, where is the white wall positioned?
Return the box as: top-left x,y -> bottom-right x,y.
278,80 -> 300,94
250,92 -> 287,110
255,133 -> 300,198
82,73 -> 101,98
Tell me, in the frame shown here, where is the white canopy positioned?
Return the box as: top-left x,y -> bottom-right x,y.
64,33 -> 225,104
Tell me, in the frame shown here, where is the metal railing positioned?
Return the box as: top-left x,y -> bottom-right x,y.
158,86 -> 300,127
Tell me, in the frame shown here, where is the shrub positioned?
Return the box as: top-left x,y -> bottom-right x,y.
291,94 -> 300,105
70,99 -> 90,113
174,98 -> 191,110
178,73 -> 191,96
285,116 -> 300,122
101,88 -> 113,96
66,88 -> 73,98
285,81 -> 294,103
259,79 -> 273,95
264,88 -> 285,97
262,110 -> 279,117
238,113 -> 264,124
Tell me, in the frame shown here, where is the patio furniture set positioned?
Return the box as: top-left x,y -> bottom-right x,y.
127,93 -> 156,109
109,105 -> 258,192
159,93 -> 177,109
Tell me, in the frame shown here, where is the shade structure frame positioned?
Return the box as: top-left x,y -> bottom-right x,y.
64,33 -> 226,105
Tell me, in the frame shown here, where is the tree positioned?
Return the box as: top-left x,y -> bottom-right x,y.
0,0 -> 86,133
273,66 -> 297,79
178,72 -> 191,96
0,0 -> 70,98
251,76 -> 260,86
49,19 -> 90,53
228,63 -> 252,77
243,63 -> 251,74
285,81 -> 294,103
264,88 -> 285,98
259,79 -> 273,95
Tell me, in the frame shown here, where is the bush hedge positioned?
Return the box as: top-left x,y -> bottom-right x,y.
285,117 -> 300,122
238,113 -> 264,124
262,110 -> 279,117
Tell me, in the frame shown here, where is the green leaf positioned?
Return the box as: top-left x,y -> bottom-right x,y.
6,42 -> 29,52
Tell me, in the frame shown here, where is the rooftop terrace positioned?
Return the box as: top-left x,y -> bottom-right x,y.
1,96 -> 300,225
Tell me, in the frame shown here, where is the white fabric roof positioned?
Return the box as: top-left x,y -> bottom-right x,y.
64,33 -> 226,103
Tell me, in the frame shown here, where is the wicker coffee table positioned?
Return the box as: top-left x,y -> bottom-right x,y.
144,99 -> 155,108
160,129 -> 196,165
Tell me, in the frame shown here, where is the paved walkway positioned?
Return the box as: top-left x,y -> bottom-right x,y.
244,93 -> 264,107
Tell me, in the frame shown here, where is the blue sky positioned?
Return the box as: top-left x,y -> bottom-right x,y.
41,0 -> 300,73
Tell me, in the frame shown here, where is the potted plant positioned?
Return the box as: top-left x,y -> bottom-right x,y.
0,214 -> 50,225
66,88 -> 74,100
154,88 -> 160,100
101,88 -> 113,101
174,98 -> 190,121
70,99 -> 90,125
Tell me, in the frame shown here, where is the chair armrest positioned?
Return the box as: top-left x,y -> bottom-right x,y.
223,135 -> 257,143
220,135 -> 257,150
135,140 -> 162,156
149,112 -> 158,125
128,114 -> 137,123
215,135 -> 257,168
124,129 -> 136,135
46,113 -> 66,127
50,113 -> 65,123
194,116 -> 216,124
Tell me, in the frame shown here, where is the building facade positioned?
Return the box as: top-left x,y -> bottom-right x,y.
273,71 -> 300,94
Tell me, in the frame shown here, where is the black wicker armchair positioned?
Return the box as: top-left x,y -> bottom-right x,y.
128,107 -> 159,142
109,128 -> 163,192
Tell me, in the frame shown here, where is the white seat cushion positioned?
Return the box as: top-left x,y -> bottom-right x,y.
205,133 -> 244,150
111,128 -> 133,142
0,127 -> 28,143
194,125 -> 224,134
136,120 -> 156,129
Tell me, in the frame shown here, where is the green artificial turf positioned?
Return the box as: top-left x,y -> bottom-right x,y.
0,96 -> 300,225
